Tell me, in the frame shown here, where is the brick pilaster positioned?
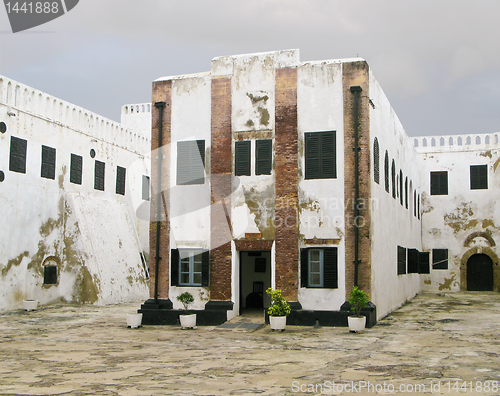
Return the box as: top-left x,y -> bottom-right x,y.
275,67 -> 299,302
210,76 -> 232,301
149,80 -> 172,299
343,61 -> 372,298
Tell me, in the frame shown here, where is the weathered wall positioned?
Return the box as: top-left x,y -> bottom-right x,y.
415,134 -> 500,292
368,70 -> 423,319
0,76 -> 150,312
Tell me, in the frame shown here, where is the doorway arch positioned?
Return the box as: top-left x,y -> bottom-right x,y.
460,247 -> 499,292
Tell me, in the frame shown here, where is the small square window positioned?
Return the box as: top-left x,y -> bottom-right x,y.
430,171 -> 448,195
470,165 -> 487,190
43,266 -> 58,285
301,247 -> 338,288
432,249 -> 448,270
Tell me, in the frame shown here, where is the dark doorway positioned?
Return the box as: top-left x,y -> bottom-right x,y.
239,250 -> 271,315
467,254 -> 493,291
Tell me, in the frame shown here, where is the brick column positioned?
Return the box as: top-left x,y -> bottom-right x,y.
343,61 -> 372,298
149,80 -> 172,300
275,67 -> 299,302
210,76 -> 232,301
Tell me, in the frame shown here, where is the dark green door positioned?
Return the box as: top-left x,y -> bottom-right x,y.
467,254 -> 493,291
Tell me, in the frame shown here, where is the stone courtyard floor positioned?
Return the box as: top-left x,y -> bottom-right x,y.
0,292 -> 500,395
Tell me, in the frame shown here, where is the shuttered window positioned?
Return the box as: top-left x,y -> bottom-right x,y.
177,140 -> 205,185
373,138 -> 380,184
94,160 -> 105,191
470,165 -> 488,190
432,249 -> 448,270
70,154 -> 83,185
142,175 -> 150,200
391,160 -> 396,198
397,246 -> 407,275
116,166 -> 126,195
384,151 -> 390,193
300,247 -> 338,288
419,251 -> 430,274
9,136 -> 27,174
405,178 -> 409,209
41,145 -> 56,180
235,140 -> 251,176
430,171 -> 448,195
407,249 -> 419,273
399,170 -> 404,205
171,249 -> 209,287
256,139 -> 272,175
305,131 -> 336,179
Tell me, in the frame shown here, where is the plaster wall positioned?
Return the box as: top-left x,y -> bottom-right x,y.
417,135 -> 500,292
368,70 -> 423,319
297,60 -> 346,311
0,76 -> 150,312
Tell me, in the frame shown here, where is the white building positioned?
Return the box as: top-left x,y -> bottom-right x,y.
0,76 -> 152,312
141,49 -> 499,326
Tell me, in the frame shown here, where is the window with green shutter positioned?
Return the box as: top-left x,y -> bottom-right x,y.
407,248 -> 419,273
384,151 -> 390,193
470,165 -> 487,190
432,249 -> 448,270
235,140 -> 251,176
116,166 -> 126,195
177,140 -> 205,185
94,160 -> 105,191
305,131 -> 336,179
171,249 -> 209,287
41,145 -> 56,180
256,139 -> 272,175
430,171 -> 448,195
9,136 -> 27,174
70,154 -> 83,185
373,138 -> 380,184
397,246 -> 407,275
419,251 -> 430,274
300,247 -> 338,288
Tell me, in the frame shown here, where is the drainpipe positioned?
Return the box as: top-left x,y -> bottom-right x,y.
154,101 -> 166,303
350,86 -> 362,287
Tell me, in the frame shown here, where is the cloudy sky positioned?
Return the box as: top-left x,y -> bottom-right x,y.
1,0 -> 499,137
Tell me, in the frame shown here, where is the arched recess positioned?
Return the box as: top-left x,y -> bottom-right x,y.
463,231 -> 496,248
460,247 -> 499,292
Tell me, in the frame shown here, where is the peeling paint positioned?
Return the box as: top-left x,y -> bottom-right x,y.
2,251 -> 29,277
438,273 -> 457,291
241,184 -> 275,240
480,150 -> 493,158
494,157 -> 500,172
482,219 -> 495,228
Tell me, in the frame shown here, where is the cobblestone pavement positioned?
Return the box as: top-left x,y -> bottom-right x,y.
1,292 -> 500,395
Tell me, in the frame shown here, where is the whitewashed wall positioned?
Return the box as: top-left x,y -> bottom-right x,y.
415,134 -> 500,292
0,76 -> 150,312
369,70 -> 423,319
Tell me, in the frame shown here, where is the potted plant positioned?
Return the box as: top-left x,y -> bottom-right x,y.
126,312 -> 143,328
348,286 -> 370,333
23,299 -> 39,311
176,291 -> 196,329
266,288 -> 291,331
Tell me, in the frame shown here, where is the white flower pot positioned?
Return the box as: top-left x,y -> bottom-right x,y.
126,313 -> 143,328
348,315 -> 366,333
23,300 -> 38,311
179,314 -> 196,329
269,316 -> 287,331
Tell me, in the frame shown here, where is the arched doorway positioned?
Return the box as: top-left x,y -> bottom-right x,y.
467,254 -> 493,291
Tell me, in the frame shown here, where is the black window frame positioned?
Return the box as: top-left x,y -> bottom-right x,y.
235,140 -> 251,176
70,154 -> 83,185
430,171 -> 448,195
300,247 -> 338,289
432,249 -> 449,270
116,166 -> 126,195
41,145 -> 56,180
470,165 -> 488,190
177,140 -> 205,185
9,136 -> 27,174
94,160 -> 105,191
256,139 -> 272,175
304,131 -> 337,180
171,249 -> 209,287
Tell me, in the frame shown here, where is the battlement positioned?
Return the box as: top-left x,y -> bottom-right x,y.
413,132 -> 500,154
120,103 -> 152,139
0,76 -> 150,156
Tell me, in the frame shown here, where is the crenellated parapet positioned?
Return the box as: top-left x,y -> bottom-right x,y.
413,133 -> 500,153
0,76 -> 150,157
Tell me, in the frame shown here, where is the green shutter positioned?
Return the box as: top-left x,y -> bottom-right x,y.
70,154 -> 83,185
397,246 -> 407,275
470,165 -> 487,190
171,249 -> 179,286
235,140 -> 251,176
10,136 -> 27,174
432,249 -> 448,270
116,166 -> 126,195
431,171 -> 448,195
408,249 -> 419,273
177,140 -> 205,185
323,247 -> 338,288
374,138 -> 380,184
320,131 -> 336,178
419,251 -> 430,274
305,133 -> 320,179
201,250 -> 209,286
94,160 -> 105,191
300,248 -> 308,287
256,139 -> 272,175
41,145 -> 56,180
